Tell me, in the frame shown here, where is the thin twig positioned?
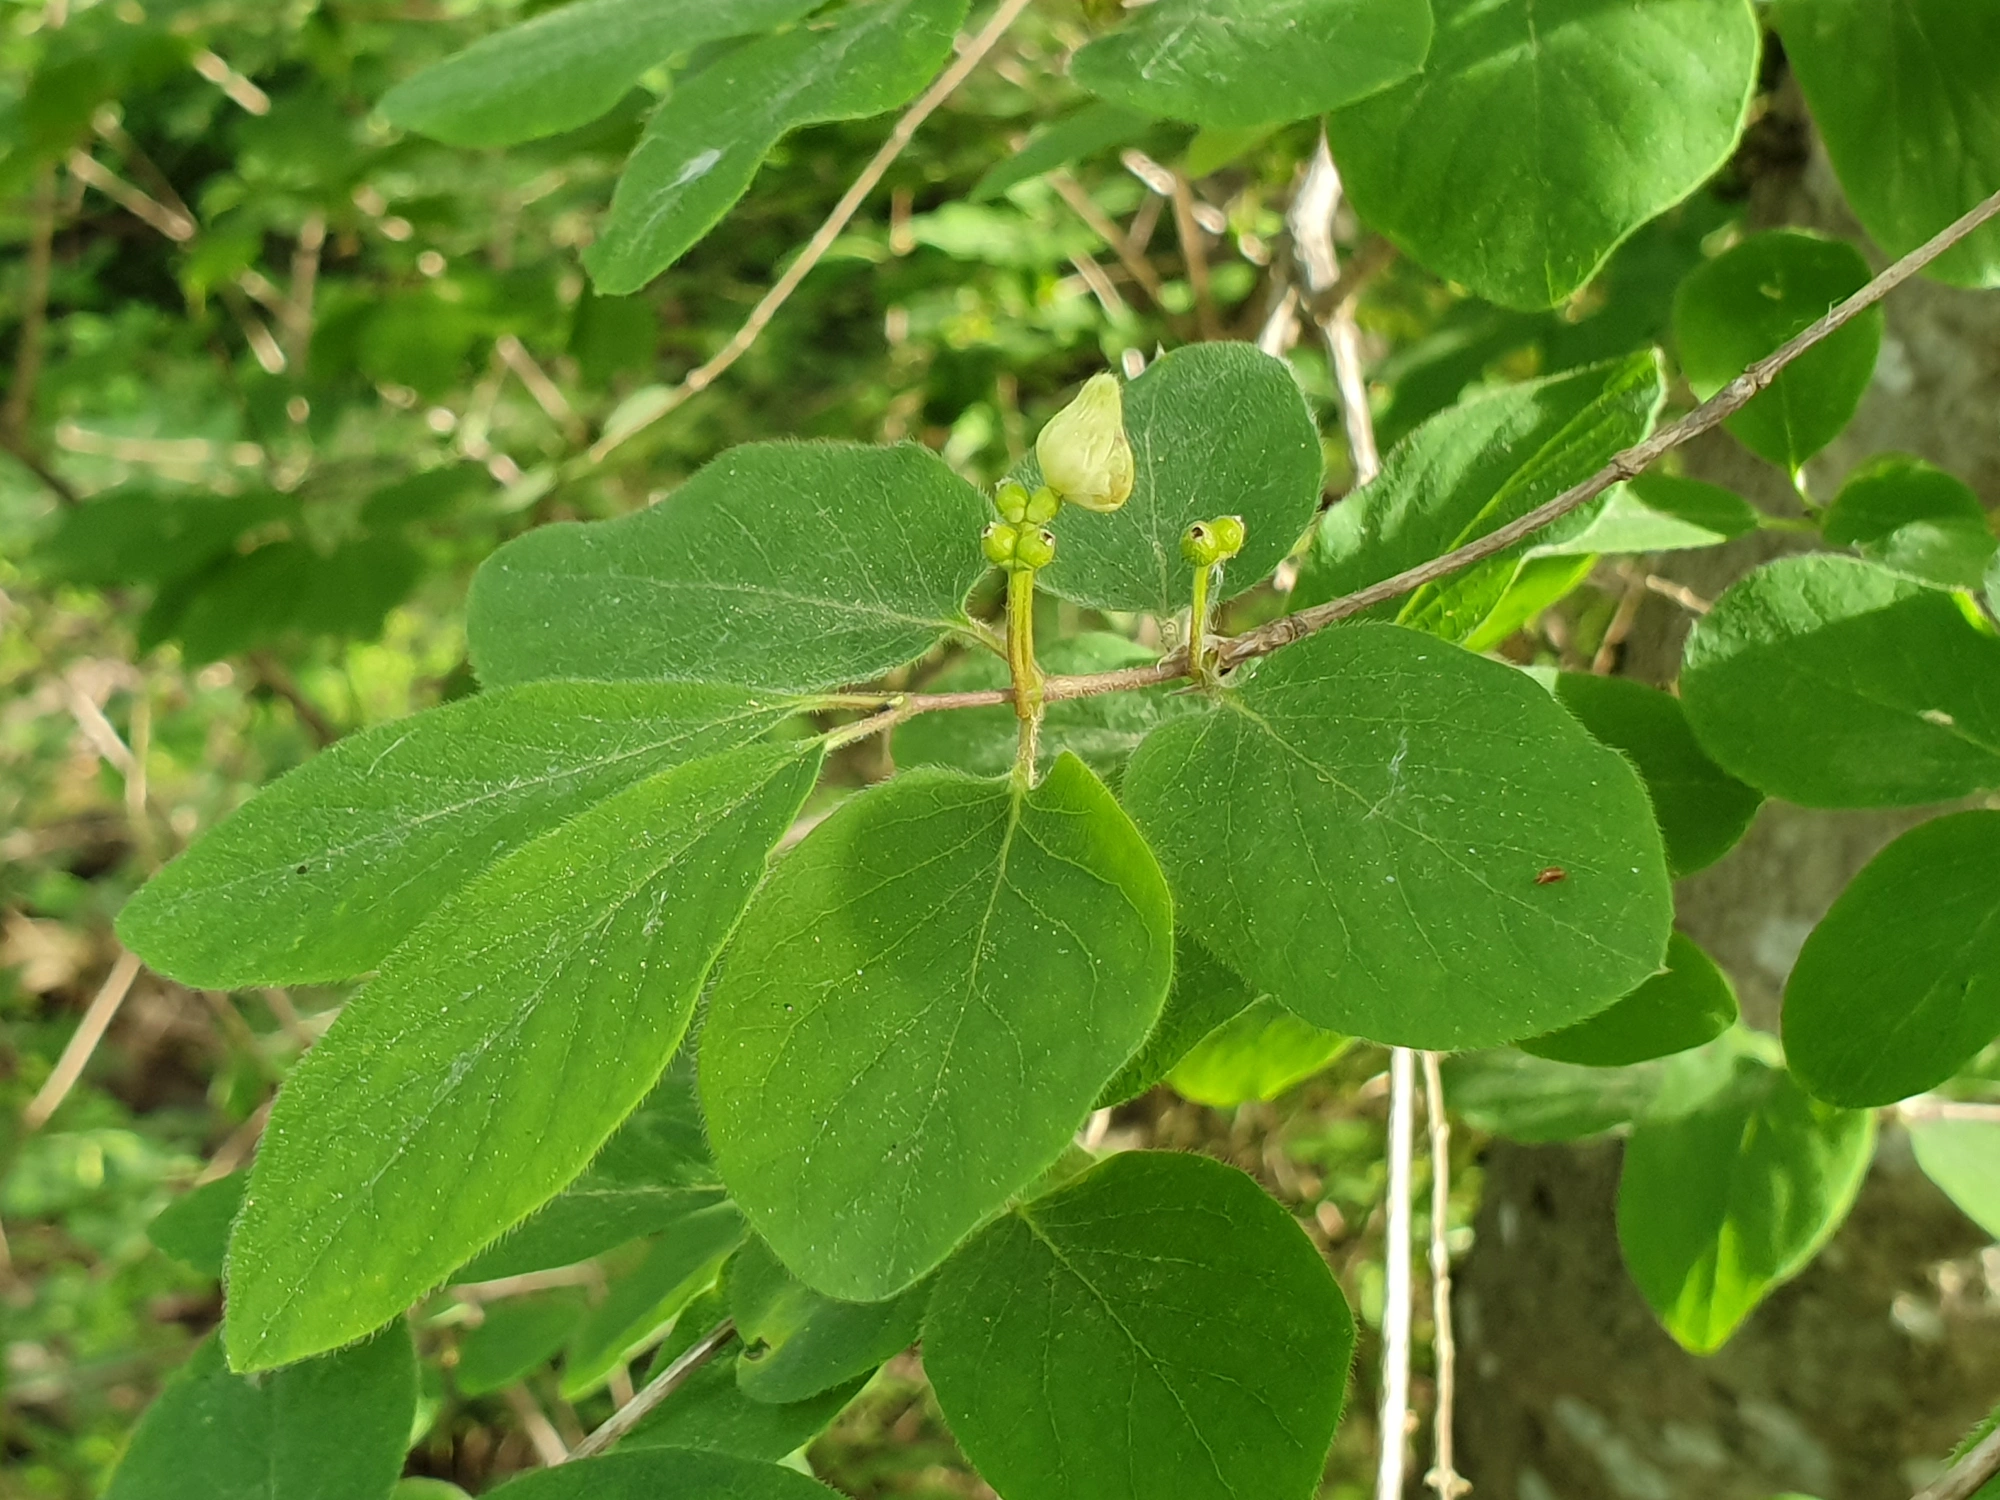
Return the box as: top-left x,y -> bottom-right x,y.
1292,137 -> 1378,479
1421,1053 -> 1468,1500
282,212 -> 325,369
1916,1424 -> 2000,1500
5,162 -> 58,439
68,151 -> 195,240
247,651 -> 338,746
196,1098 -> 271,1183
23,950 -> 143,1130
566,1319 -> 735,1461
497,333 -> 587,443
504,1383 -> 570,1465
1592,565 -> 1648,674
1047,170 -> 1168,304
1,430 -> 80,505
1378,1046 -> 1417,1500
1898,1098 -> 2000,1125
1168,170 -> 1220,340
589,0 -> 1035,463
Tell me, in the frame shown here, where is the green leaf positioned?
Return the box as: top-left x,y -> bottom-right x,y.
105,1326 -> 415,1500
1018,344 -> 1323,616
584,0 -> 965,292
1773,0 -> 2000,289
456,1058 -> 721,1282
1530,474 -> 1760,557
1784,812 -> 2000,1108
1122,624 -> 1672,1049
1672,230 -> 1880,470
454,1290 -> 589,1397
971,103 -> 1155,202
925,1151 -> 1353,1500
1324,0 -> 1759,309
892,633 -> 1192,784
1909,1117 -> 2000,1239
702,753 -> 1174,1301
150,535 -> 424,663
34,485 -> 291,585
1680,555 -> 2000,807
1553,672 -> 1762,877
146,1171 -> 245,1278
1522,932 -> 1736,1067
560,1200 -> 747,1397
1096,933 -> 1258,1107
1443,1033 -> 1750,1144
1292,354 -> 1665,643
396,1483 -> 472,1500
119,682 -> 799,987
468,442 -> 990,693
1070,0 -> 1432,129
379,0 -> 825,149
225,742 -> 821,1371
1617,1059 -> 1874,1352
483,1449 -> 842,1500
1167,998 -> 1349,1106
1824,453 -> 1998,591
730,1235 -> 927,1404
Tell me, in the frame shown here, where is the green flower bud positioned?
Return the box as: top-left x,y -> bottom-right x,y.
1035,373 -> 1135,513
1014,526 -> 1057,570
995,481 -> 1031,523
1211,514 -> 1246,559
1181,515 -> 1246,568
1023,486 -> 1061,524
981,521 -> 1019,568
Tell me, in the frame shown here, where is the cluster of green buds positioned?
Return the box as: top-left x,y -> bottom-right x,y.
1181,514 -> 1247,569
982,480 -> 1060,574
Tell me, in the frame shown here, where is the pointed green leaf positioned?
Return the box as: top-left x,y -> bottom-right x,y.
35,484 -> 292,586
1166,999 -> 1349,1106
1123,624 -> 1672,1049
1909,1118 -> 2000,1240
1680,555 -> 2000,807
1673,230 -> 1880,470
468,443 -> 990,693
971,103 -> 1156,202
1530,474 -> 1760,558
702,754 -> 1174,1301
105,1326 -> 415,1500
1071,0 -> 1432,129
146,1171 -> 245,1279
1324,0 -> 1758,309
1773,0 -> 2000,289
1292,354 -> 1665,643
456,1057 -> 720,1282
584,0 -> 965,292
226,742 -> 821,1371
892,633 -> 1194,784
1443,1034 -> 1749,1144
119,682 -> 799,987
1097,933 -> 1258,1108
454,1290 -> 589,1397
1523,932 -> 1736,1068
1784,812 -> 2000,1109
1824,454 -> 1998,591
1618,1060 -> 1874,1352
1554,672 -> 1762,877
926,1151 -> 1352,1500
380,0 -> 825,148
1016,344 -> 1323,616
730,1235 -> 927,1404
560,1200 -> 747,1397
485,1449 -> 842,1500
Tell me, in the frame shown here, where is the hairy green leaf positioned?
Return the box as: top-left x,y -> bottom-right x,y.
730,1236 -> 927,1404
454,1290 -> 588,1396
484,1449 -> 842,1500
1824,453 -> 1998,591
702,754 -> 1173,1300
105,1326 -> 414,1500
469,442 -> 989,693
1784,812 -> 2000,1108
1017,344 -> 1323,615
1523,932 -> 1736,1068
119,682 -> 798,987
1618,1059 -> 1873,1352
1673,230 -> 1879,470
1167,999 -> 1349,1106
1325,0 -> 1758,308
1071,0 -> 1432,129
1123,624 -> 1672,1049
1680,556 -> 2000,807
1554,672 -> 1762,877
561,1200 -> 746,1397
1773,0 -> 2000,288
380,0 -> 825,148
585,0 -> 965,292
1909,1118 -> 2000,1240
926,1151 -> 1352,1500
1096,933 -> 1257,1108
225,742 -> 820,1371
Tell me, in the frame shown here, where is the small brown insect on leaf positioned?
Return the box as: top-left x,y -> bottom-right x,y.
1535,866 -> 1568,886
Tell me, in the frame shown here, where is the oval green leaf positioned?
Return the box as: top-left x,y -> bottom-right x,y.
1672,230 -> 1880,471
1324,0 -> 1759,309
226,742 -> 820,1371
1784,812 -> 2000,1108
925,1150 -> 1353,1500
1680,555 -> 2000,808
560,1200 -> 746,1398
1167,998 -> 1349,1106
454,1290 -> 588,1397
1122,624 -> 1673,1049
1522,931 -> 1737,1068
701,754 -> 1174,1301
1909,1117 -> 2000,1240
1096,933 -> 1258,1108
1071,0 -> 1432,129
730,1234 -> 927,1404
484,1449 -> 842,1500
1824,453 -> 1998,592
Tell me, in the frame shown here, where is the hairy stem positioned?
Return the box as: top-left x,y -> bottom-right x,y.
1188,562 -> 1214,681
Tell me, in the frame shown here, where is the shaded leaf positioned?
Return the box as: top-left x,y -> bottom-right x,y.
971,103 -> 1155,202
146,1171 -> 245,1279
730,1235 -> 927,1404
454,1290 -> 588,1397
484,1449 -> 842,1500
1530,473 -> 1760,557
560,1199 -> 746,1397
1522,931 -> 1737,1067
1096,933 -> 1257,1108
1443,1033 -> 1750,1144
35,485 -> 292,586
1824,453 -> 1997,591
1909,1117 -> 2000,1240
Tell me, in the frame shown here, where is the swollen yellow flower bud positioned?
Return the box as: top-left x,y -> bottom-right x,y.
1035,374 -> 1134,513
